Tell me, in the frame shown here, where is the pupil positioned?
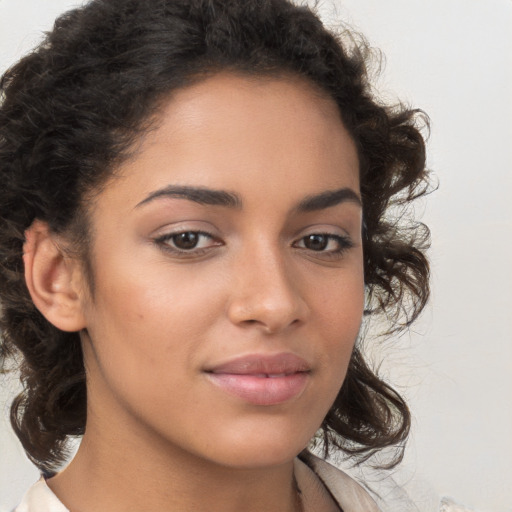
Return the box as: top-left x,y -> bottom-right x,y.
174,232 -> 199,249
305,234 -> 328,251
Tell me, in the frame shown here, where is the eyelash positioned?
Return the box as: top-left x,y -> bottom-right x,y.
154,231 -> 354,259
293,233 -> 354,259
154,231 -> 221,257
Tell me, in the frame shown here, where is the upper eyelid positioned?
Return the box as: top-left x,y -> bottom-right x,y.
155,229 -> 214,238
151,221 -> 219,238
154,228 -> 350,239
291,220 -> 355,236
153,228 -> 353,241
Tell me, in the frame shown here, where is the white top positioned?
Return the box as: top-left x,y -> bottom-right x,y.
13,479 -> 67,512
13,454 -> 472,512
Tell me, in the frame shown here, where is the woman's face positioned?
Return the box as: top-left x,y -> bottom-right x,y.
78,73 -> 364,468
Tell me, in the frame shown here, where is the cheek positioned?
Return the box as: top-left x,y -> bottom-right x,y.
82,251 -> 228,392
91,243 -> 223,325
311,269 -> 365,370
323,287 -> 364,342
81,267 -> 211,427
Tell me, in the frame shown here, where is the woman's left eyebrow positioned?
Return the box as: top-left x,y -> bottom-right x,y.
134,185 -> 361,211
294,187 -> 362,212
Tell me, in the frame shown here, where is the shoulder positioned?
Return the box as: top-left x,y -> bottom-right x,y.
299,452 -> 475,512
13,478 -> 69,512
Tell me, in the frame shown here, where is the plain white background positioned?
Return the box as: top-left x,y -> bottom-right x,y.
1,1 -> 511,511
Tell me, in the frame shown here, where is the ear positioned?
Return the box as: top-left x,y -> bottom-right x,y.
23,220 -> 87,332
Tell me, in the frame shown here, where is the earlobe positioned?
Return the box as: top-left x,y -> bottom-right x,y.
23,220 -> 87,332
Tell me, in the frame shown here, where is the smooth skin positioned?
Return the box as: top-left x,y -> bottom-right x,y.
24,73 -> 364,512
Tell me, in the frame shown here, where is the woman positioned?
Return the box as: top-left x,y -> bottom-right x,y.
1,0 -> 432,510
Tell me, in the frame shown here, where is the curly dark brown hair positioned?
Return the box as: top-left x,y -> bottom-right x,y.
0,0 -> 430,474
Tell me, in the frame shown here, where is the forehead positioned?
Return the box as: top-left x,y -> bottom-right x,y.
101,72 -> 359,211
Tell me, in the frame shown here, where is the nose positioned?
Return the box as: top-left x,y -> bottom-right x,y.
226,244 -> 309,334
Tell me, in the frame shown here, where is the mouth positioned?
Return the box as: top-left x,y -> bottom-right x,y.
204,353 -> 311,406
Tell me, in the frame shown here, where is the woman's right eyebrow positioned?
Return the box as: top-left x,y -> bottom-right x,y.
134,185 -> 242,209
134,184 -> 361,211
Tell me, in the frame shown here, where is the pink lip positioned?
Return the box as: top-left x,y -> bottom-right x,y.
205,353 -> 310,406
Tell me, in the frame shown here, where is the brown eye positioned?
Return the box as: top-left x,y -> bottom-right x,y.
155,230 -> 220,255
294,233 -> 354,256
303,234 -> 329,251
173,232 -> 200,250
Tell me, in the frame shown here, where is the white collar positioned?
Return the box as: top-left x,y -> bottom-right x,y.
14,478 -> 69,512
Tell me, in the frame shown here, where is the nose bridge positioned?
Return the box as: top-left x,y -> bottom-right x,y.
250,240 -> 293,297
227,235 -> 306,332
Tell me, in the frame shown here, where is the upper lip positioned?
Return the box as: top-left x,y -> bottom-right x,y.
205,352 -> 311,376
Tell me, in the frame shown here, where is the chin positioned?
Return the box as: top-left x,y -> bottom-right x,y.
196,421 -> 316,470
211,446 -> 303,470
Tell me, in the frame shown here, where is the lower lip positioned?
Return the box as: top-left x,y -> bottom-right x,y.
206,372 -> 309,406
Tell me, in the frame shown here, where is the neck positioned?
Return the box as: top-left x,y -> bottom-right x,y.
47,419 -> 301,512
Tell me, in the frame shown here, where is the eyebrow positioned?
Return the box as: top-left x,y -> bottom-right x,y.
295,187 -> 362,212
135,185 -> 361,211
135,185 -> 242,209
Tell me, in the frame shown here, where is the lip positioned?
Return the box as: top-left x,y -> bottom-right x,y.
204,353 -> 311,406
